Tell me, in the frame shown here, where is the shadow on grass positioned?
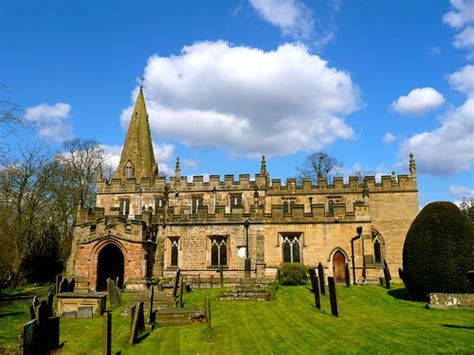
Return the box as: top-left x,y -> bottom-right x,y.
0,311 -> 25,318
386,288 -> 419,301
442,324 -> 474,330
135,332 -> 150,344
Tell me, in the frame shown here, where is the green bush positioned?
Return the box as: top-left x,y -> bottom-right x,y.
402,201 -> 474,300
280,263 -> 308,285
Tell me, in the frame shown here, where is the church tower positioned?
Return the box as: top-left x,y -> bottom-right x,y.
114,87 -> 158,181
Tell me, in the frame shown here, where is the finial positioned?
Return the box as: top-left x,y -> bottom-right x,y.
409,153 -> 416,176
260,155 -> 267,176
139,75 -> 145,90
391,170 -> 397,183
175,157 -> 181,177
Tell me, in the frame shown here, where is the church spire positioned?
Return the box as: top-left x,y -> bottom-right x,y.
115,87 -> 158,181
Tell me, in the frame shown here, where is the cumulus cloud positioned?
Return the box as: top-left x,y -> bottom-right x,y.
443,0 -> 474,29
121,41 -> 360,157
449,184 -> 474,197
448,65 -> 474,97
249,0 -> 314,40
391,87 -> 445,116
454,26 -> 474,48
399,98 -> 474,175
24,102 -> 74,142
383,132 -> 396,144
101,143 -> 175,176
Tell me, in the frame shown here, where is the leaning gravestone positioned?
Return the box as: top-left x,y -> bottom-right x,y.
172,269 -> 181,298
129,302 -> 145,345
179,278 -> 184,308
328,276 -> 338,317
345,263 -> 351,287
103,312 -> 112,355
55,274 -> 62,294
308,269 -> 321,309
107,278 -> 121,308
59,278 -> 69,293
20,319 -> 38,355
383,264 -> 391,289
47,290 -> 54,317
29,304 -> 36,321
317,263 -> 326,296
47,316 -> 60,350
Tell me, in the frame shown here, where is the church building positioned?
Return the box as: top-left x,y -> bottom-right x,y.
66,88 -> 419,291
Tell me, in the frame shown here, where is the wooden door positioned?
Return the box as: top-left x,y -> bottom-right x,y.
332,250 -> 346,283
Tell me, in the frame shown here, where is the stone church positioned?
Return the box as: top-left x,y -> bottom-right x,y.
66,88 -> 419,291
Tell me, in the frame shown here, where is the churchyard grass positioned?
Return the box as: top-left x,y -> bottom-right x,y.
1,284 -> 473,354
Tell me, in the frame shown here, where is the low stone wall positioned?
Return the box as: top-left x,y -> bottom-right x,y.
427,292 -> 474,309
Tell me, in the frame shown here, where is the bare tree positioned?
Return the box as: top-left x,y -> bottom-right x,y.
0,84 -> 25,160
460,197 -> 474,224
296,152 -> 342,183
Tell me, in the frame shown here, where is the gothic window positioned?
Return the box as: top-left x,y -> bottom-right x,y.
191,195 -> 204,214
282,235 -> 301,263
119,198 -> 130,216
170,238 -> 179,267
230,193 -> 242,207
210,236 -> 227,267
124,161 -> 134,178
283,201 -> 289,214
374,239 -> 382,263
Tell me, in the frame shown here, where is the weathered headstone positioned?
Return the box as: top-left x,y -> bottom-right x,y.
20,319 -> 38,355
308,269 -> 321,309
383,259 -> 392,280
59,278 -> 69,293
77,306 -> 94,318
383,265 -> 391,289
129,304 -> 136,331
107,278 -> 120,308
29,304 -> 36,320
179,278 -> 184,308
219,266 -> 224,287
172,269 -> 181,298
47,290 -> 54,317
47,316 -> 60,350
103,312 -> 112,355
68,278 -> 75,292
35,301 -> 49,352
328,276 -> 338,317
205,296 -> 212,335
32,296 -> 40,310
317,263 -> 326,296
129,302 -> 145,345
345,263 -> 351,287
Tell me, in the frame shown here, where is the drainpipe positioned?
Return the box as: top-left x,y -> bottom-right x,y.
351,226 -> 363,285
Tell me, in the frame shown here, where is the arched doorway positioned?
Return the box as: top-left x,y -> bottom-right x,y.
332,250 -> 346,283
96,244 -> 124,291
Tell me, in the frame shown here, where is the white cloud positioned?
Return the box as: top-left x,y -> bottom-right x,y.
449,184 -> 474,197
101,143 -> 175,176
121,41 -> 360,157
249,0 -> 314,40
443,0 -> 474,29
383,132 -> 396,144
391,87 -> 445,116
182,159 -> 199,168
448,65 -> 474,97
454,26 -> 474,48
24,102 -> 74,142
399,98 -> 474,175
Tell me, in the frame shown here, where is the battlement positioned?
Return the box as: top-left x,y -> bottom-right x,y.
97,172 -> 416,195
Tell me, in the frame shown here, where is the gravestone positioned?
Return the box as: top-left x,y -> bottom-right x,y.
47,290 -> 54,317
197,274 -> 201,289
383,259 -> 392,280
77,306 -> 94,318
47,316 -> 60,350
172,269 -> 181,298
210,275 -> 214,288
308,269 -> 321,309
20,319 -> 38,355
219,267 -> 224,287
29,304 -> 36,320
317,263 -> 326,296
107,278 -> 121,308
62,311 -> 77,319
345,263 -> 351,287
129,304 -> 136,331
179,278 -> 184,308
35,301 -> 49,352
103,312 -> 112,355
68,278 -> 75,292
205,296 -> 212,335
59,278 -> 69,293
129,302 -> 145,345
328,277 -> 338,317
383,265 -> 391,289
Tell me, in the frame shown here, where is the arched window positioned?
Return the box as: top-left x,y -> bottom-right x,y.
210,236 -> 227,266
282,235 -> 301,263
283,201 -> 289,214
328,200 -> 334,215
170,238 -> 179,267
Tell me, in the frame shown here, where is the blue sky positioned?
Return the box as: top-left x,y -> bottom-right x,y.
1,0 -> 473,207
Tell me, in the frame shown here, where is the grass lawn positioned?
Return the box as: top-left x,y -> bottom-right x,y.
1,283 -> 473,354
